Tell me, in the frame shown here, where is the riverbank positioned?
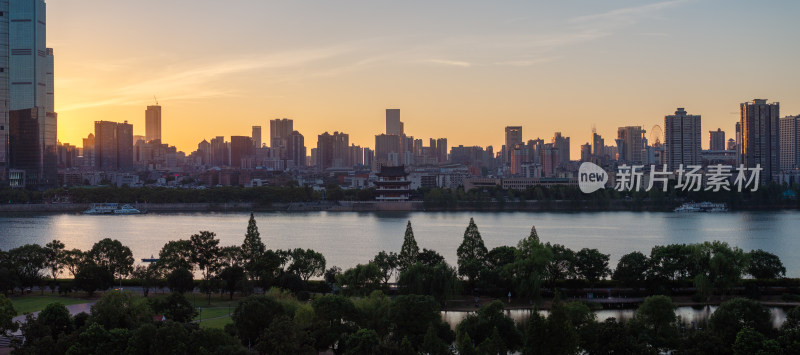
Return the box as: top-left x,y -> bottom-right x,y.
1,200 -> 797,213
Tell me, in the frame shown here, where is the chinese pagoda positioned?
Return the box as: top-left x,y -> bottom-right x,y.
375,165 -> 411,201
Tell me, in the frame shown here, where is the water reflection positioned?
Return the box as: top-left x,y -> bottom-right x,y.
441,306 -> 788,329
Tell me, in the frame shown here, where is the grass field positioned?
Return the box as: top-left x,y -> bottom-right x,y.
10,295 -> 91,315
199,315 -> 232,329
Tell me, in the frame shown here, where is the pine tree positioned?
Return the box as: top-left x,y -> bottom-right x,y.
457,218 -> 488,285
457,331 -> 478,355
476,326 -> 507,355
398,221 -> 419,270
241,213 -> 265,276
529,225 -> 540,243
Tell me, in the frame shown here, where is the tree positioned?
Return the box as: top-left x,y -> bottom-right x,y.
131,263 -> 162,297
88,238 -> 134,283
634,295 -> 678,350
649,244 -> 691,281
219,246 -> 243,269
692,241 -> 748,296
287,248 -> 326,281
312,294 -> 358,353
457,331 -> 478,355
241,212 -> 266,276
476,326 -> 507,355
573,248 -> 610,288
232,295 -> 292,347
61,249 -> 86,277
397,262 -> 459,305
418,248 -> 446,267
456,300 -> 522,351
398,221 -> 419,270
389,295 -> 454,349
613,251 -> 650,286
73,262 -> 114,297
544,243 -> 575,288
747,249 -> 785,280
0,294 -> 17,337
421,323 -> 450,355
44,239 -> 65,282
90,290 -> 154,330
150,292 -> 198,323
256,315 -> 314,355
190,231 -> 221,303
710,298 -> 772,347
157,240 -> 194,272
371,251 -> 398,285
510,226 -> 552,302
166,267 -> 195,294
219,265 -> 246,300
457,217 -> 488,286
8,244 -> 47,291
345,328 -> 380,355
338,263 -> 383,296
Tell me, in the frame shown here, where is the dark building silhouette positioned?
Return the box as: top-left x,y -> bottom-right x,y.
94,120 -> 133,172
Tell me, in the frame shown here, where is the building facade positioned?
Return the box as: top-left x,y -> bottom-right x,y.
145,105 -> 161,142
665,108 -> 702,171
780,115 -> 799,171
740,99 -> 780,183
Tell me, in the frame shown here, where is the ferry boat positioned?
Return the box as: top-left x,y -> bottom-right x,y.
83,203 -> 146,215
674,202 -> 728,213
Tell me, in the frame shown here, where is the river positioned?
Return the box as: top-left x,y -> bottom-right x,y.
0,211 -> 798,276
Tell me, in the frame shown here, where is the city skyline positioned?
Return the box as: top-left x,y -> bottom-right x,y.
48,1 -> 800,156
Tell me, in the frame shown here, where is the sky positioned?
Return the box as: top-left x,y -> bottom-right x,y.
49,0 -> 800,159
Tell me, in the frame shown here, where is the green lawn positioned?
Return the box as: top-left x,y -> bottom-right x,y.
10,295 -> 90,315
199,315 -> 232,329
197,307 -> 232,320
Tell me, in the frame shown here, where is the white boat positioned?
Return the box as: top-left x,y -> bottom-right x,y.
674,202 -> 728,213
84,203 -> 146,215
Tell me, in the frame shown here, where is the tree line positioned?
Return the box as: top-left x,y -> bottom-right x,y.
0,215 -> 796,354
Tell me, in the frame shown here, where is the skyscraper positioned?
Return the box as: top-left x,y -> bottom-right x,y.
251,126 -> 261,149
145,105 -> 162,142
616,126 -> 645,164
740,99 -> 780,183
289,130 -> 306,168
552,132 -> 570,166
709,128 -> 726,151
386,109 -> 403,136
270,118 -> 293,158
436,138 -> 447,163
94,120 -> 133,172
591,131 -> 604,157
0,0 -> 9,181
230,136 -> 253,169
665,108 -> 702,171
779,115 -> 799,171
504,126 -> 522,164
375,134 -> 401,168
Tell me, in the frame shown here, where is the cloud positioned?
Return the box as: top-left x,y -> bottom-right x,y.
570,0 -> 689,25
425,59 -> 472,67
58,46 -> 352,112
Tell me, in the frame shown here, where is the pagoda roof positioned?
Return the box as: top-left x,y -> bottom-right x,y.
378,165 -> 408,177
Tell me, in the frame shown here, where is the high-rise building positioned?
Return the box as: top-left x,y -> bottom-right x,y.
331,131 -> 349,168
541,144 -> 559,177
740,99 -> 780,183
0,0 -> 9,181
94,120 -> 133,172
709,128 -> 726,151
288,130 -> 306,168
316,132 -> 334,170
209,136 -> 228,166
616,126 -> 645,164
270,118 -> 293,158
779,115 -> 799,171
145,105 -> 162,143
665,108 -> 702,171
580,143 -> 592,162
436,138 -> 447,163
504,126 -> 522,164
375,134 -> 401,168
6,0 -> 55,185
591,131 -> 604,157
552,132 -> 570,166
82,133 -> 95,168
230,136 -> 253,169
251,126 -> 261,149
8,108 -> 40,185
386,109 -> 403,136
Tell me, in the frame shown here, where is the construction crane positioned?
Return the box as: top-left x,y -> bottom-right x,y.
153,95 -> 159,105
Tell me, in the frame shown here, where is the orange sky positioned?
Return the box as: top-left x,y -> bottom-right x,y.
49,1 -> 800,159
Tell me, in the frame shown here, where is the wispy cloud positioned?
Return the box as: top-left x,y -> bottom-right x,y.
425,59 -> 472,67
570,0 -> 690,25
58,46 -> 353,112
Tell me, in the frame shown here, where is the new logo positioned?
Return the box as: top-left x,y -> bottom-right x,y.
579,162 -> 608,193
